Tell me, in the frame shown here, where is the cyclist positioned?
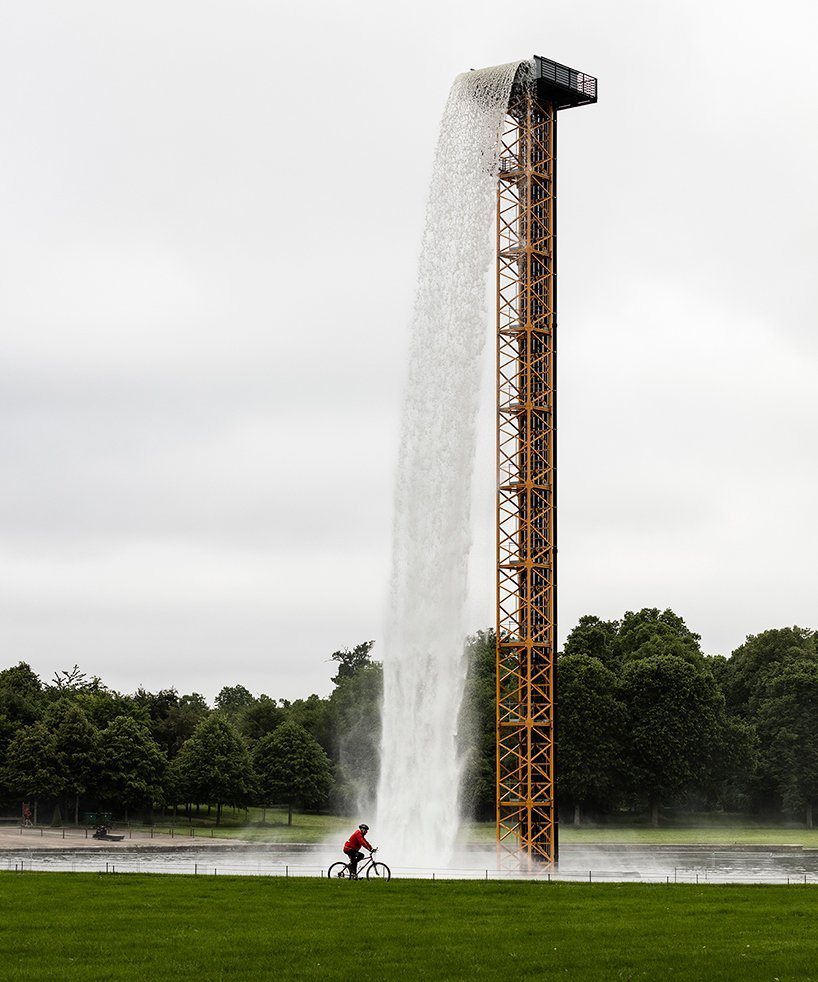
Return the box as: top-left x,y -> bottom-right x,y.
343,823 -> 374,878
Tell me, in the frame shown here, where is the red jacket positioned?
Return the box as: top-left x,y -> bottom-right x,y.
344,829 -> 373,852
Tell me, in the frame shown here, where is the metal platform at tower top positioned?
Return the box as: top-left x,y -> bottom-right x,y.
529,55 -> 597,109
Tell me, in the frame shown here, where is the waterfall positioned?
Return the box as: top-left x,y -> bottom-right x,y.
375,60 -> 531,868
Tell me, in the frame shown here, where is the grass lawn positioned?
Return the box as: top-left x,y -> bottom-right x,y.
133,808 -> 351,843
137,812 -> 818,848
465,820 -> 818,848
3,873 -> 818,980
559,826 -> 818,847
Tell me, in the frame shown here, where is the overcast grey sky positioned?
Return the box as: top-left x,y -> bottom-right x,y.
1,0 -> 816,703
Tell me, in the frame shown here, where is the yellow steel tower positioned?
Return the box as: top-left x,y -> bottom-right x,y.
496,57 -> 597,865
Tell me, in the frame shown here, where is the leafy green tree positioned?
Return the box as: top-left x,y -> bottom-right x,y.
131,688 -> 209,758
253,721 -> 332,825
43,700 -> 99,824
330,641 -> 375,685
236,694 -> 285,745
214,685 -> 256,720
459,630 -> 495,821
51,665 -> 94,693
0,712 -> 16,760
1,722 -> 64,824
755,661 -> 818,826
722,627 -> 818,716
562,615 -> 621,668
0,663 -> 45,726
618,655 -> 724,825
132,687 -> 181,756
74,688 -> 143,730
97,716 -> 168,821
557,654 -> 626,823
705,713 -> 759,812
325,662 -> 383,813
165,693 -> 210,757
174,714 -> 254,824
281,694 -> 331,752
618,608 -> 704,666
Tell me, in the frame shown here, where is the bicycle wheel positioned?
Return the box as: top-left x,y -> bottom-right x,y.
366,862 -> 391,882
328,862 -> 351,879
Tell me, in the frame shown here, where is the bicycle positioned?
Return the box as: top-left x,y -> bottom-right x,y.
328,848 -> 391,882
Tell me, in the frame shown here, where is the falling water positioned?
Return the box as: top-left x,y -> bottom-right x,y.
376,60 -> 531,868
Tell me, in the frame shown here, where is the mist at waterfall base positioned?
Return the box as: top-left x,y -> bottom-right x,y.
374,61 -> 529,869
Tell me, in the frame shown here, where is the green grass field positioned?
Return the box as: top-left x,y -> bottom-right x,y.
3,873 -> 818,980
129,810 -> 818,848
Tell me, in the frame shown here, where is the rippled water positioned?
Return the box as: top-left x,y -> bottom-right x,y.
6,844 -> 818,883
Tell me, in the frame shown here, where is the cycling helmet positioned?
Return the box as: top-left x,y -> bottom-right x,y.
359,823 -> 369,832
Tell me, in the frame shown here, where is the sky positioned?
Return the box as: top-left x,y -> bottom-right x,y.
1,0 -> 817,704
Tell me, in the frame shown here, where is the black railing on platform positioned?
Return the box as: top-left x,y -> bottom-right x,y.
533,55 -> 597,105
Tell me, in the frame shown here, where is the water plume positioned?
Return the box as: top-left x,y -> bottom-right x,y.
376,60 -> 531,868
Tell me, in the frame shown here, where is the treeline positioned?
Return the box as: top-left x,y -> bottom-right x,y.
461,611 -> 818,828
0,643 -> 381,825
557,611 -> 818,827
2,611 -> 818,828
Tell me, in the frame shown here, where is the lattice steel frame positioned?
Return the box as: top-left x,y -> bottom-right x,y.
496,87 -> 559,866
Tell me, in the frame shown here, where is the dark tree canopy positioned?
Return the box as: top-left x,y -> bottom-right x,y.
618,654 -> 724,824
97,716 -> 167,818
0,662 -> 45,726
173,714 -> 254,823
562,615 -> 621,668
459,630 -> 496,821
722,626 -> 818,716
330,641 -> 375,686
253,721 -> 332,824
557,654 -> 625,821
755,660 -> 818,826
214,685 -> 256,719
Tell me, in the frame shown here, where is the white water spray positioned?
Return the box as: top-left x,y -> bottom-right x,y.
376,61 -> 531,868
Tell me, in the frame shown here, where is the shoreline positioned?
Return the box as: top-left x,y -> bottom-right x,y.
1,828 -> 816,856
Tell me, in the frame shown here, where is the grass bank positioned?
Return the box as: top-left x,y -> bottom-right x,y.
138,808 -> 350,843
4,873 -> 818,980
466,821 -> 818,848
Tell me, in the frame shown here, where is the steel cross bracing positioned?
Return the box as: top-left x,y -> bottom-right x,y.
496,89 -> 558,867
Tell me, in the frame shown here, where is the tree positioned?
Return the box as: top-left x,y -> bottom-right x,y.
74,689 -> 142,730
0,662 -> 45,726
51,665 -> 92,692
214,685 -> 256,720
330,641 -> 375,685
97,716 -> 168,821
131,688 -> 210,758
557,654 -> 626,823
165,693 -> 210,757
281,694 -> 331,752
618,608 -> 704,666
43,700 -> 98,824
253,721 -> 332,825
562,615 -> 621,668
235,694 -> 285,745
618,655 -> 725,825
174,714 -> 254,824
458,630 -> 495,821
1,722 -> 64,824
755,661 -> 818,826
722,627 -> 818,716
325,662 -> 383,813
